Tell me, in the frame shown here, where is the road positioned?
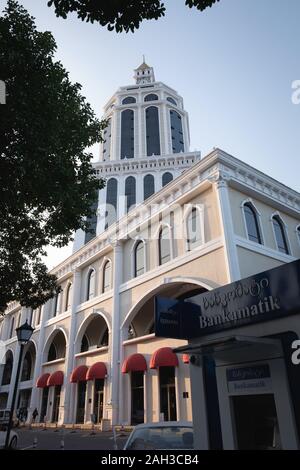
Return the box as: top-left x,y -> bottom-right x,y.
16,428 -> 129,450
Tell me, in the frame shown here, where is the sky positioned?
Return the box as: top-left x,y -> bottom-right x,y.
2,0 -> 300,268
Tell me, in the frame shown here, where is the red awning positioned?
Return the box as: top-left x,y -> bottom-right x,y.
86,362 -> 107,381
182,354 -> 190,364
150,347 -> 179,369
36,373 -> 50,388
70,365 -> 88,383
122,354 -> 147,374
47,371 -> 64,387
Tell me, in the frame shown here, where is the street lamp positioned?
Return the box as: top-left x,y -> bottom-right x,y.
5,320 -> 34,449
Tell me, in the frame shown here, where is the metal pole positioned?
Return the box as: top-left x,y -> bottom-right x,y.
5,343 -> 24,449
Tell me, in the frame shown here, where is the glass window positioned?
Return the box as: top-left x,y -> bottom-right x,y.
167,97 -> 177,106
187,208 -> 201,250
170,110 -> 184,153
21,351 -> 32,381
80,334 -> 89,352
53,292 -> 61,317
135,241 -> 145,277
36,306 -> 42,326
102,262 -> 111,293
1,352 -> 13,385
125,176 -> 136,213
122,96 -> 136,104
102,118 -> 111,160
65,283 -> 72,311
162,172 -> 173,187
121,109 -> 134,159
99,327 -> 109,346
144,93 -> 158,102
159,227 -> 171,265
87,269 -> 96,300
84,194 -> 98,244
105,178 -> 118,229
143,174 -> 155,200
146,106 -> 160,156
48,343 -> 57,362
16,313 -> 21,328
272,216 -> 289,254
9,316 -> 15,339
244,203 -> 262,244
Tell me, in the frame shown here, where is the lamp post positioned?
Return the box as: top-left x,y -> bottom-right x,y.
5,320 -> 34,449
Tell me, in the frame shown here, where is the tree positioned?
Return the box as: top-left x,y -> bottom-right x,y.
47,0 -> 220,33
0,1 -> 106,313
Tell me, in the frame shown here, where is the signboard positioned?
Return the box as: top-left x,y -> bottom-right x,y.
154,259 -> 300,339
226,364 -> 272,394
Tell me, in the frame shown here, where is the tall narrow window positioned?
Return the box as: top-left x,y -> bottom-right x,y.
16,313 -> 21,328
87,269 -> 96,300
105,178 -> 118,229
243,203 -> 262,244
170,110 -> 184,153
146,106 -> 160,156
36,307 -> 42,326
187,208 -> 201,250
102,261 -> 111,293
162,172 -> 173,187
143,174 -> 155,200
21,351 -> 32,381
53,292 -> 61,317
27,308 -> 33,325
125,176 -> 136,213
121,109 -> 134,159
65,283 -> 72,311
272,216 -> 289,254
84,195 -> 98,244
159,227 -> 171,265
102,118 -> 112,161
134,241 -> 145,277
9,316 -> 15,339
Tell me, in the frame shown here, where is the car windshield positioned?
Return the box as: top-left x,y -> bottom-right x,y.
127,426 -> 194,450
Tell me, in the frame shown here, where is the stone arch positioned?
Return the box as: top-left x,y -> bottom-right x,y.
75,311 -> 111,354
43,326 -> 68,362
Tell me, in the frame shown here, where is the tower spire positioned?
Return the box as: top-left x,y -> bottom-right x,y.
134,58 -> 155,84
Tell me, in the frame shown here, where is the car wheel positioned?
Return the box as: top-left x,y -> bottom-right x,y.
9,436 -> 17,449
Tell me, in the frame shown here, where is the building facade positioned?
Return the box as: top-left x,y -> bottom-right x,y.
0,63 -> 300,446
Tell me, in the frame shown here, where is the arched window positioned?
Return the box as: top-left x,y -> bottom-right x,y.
121,109 -> 134,159
159,227 -> 171,265
144,93 -> 158,102
143,174 -> 155,200
125,176 -> 136,213
99,327 -> 109,347
2,352 -> 13,385
80,334 -> 89,353
105,178 -> 118,229
65,283 -> 72,311
187,208 -> 201,250
122,96 -> 136,104
9,316 -> 15,339
243,203 -> 262,244
170,110 -> 184,153
167,97 -> 177,105
102,118 -> 111,161
21,351 -> 32,381
87,269 -> 96,301
146,106 -> 160,156
53,292 -> 61,317
48,343 -> 57,362
162,172 -> 173,187
134,241 -> 145,277
102,261 -> 111,293
272,215 -> 289,254
35,307 -> 42,326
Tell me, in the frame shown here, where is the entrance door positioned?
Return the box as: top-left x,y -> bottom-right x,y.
131,371 -> 144,425
159,367 -> 177,422
52,385 -> 61,423
232,394 -> 281,450
94,379 -> 104,423
76,381 -> 87,423
40,388 -> 49,423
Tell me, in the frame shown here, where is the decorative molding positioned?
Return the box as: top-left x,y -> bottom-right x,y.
235,235 -> 296,262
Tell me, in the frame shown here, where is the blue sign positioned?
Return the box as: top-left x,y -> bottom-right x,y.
226,365 -> 270,382
154,259 -> 300,339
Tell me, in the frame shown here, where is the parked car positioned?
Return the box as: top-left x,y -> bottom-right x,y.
123,421 -> 194,450
0,427 -> 19,449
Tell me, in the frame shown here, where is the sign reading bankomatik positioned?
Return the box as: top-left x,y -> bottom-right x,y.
155,259 -> 300,339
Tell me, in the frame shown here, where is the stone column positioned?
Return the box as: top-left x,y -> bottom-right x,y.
63,268 -> 82,424
109,240 -> 123,425
212,170 -> 240,282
